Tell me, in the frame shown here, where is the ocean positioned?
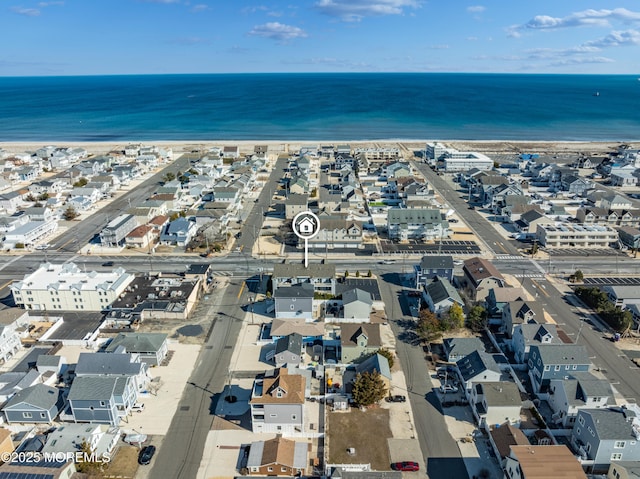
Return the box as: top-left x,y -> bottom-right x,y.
0,73 -> 638,142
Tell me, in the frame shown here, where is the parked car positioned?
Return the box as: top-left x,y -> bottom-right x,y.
131,402 -> 145,413
102,261 -> 114,267
439,384 -> 459,394
449,218 -> 459,223
385,395 -> 407,403
380,259 -> 396,264
468,205 -> 475,210
138,445 -> 156,465
391,461 -> 420,471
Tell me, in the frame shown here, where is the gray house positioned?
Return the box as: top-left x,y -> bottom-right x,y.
342,288 -> 373,322
273,333 -> 303,368
104,332 -> 169,366
3,384 -> 64,424
272,263 -> 336,295
68,376 -> 136,425
528,344 -> 591,393
99,214 -> 138,247
512,323 -> 564,364
250,368 -> 305,435
340,323 -> 382,364
443,337 -> 485,362
502,300 -> 546,338
548,372 -> 613,427
414,255 -> 454,287
274,283 -> 314,321
387,208 -> 449,241
75,352 -> 149,392
571,408 -> 640,473
457,351 -> 503,391
424,277 -> 463,315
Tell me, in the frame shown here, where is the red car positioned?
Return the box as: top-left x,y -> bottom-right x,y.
391,461 -> 420,472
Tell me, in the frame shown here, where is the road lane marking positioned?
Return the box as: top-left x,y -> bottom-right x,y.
236,281 -> 245,299
0,279 -> 14,291
0,256 -> 22,272
531,279 -> 549,297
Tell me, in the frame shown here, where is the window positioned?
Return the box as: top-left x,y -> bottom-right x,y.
270,414 -> 277,417
40,412 -> 46,418
23,412 -> 33,418
576,427 -> 581,435
572,365 -> 577,370
281,467 -> 287,472
565,365 -> 570,370
267,467 -> 273,472
578,415 -> 585,426
614,441 -> 626,449
611,453 -> 623,461
100,401 -> 106,407
291,414 -> 297,420
554,365 -> 561,371
544,365 -> 550,371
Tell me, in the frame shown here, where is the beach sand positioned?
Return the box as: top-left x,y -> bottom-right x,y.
0,139 -> 624,157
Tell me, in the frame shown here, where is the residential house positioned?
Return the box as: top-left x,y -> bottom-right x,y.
343,353 -> 392,395
160,218 -> 197,246
24,206 -> 55,222
536,223 -> 618,249
485,183 -> 523,210
548,372 -> 613,427
273,333 -> 303,368
515,210 -> 554,236
341,288 -> 373,323
11,262 -> 134,311
604,285 -> 640,308
250,368 -> 306,435
457,351 -> 503,391
0,458 -> 78,478
340,324 -> 382,364
212,186 -> 239,204
489,422 -> 530,467
222,146 -> 240,159
387,208 -> 449,241
3,220 -> 58,248
618,226 -> 640,250
443,337 -> 485,362
75,352 -> 149,392
289,175 -> 309,195
0,427 -> 13,458
285,194 -> 308,220
462,257 -> 506,301
246,436 -> 307,476
504,445 -> 587,479
0,325 -> 21,364
414,255 -> 454,287
423,277 -> 463,316
512,323 -> 564,364
104,333 -> 168,366
601,194 -> 633,211
528,344 -> 591,393
68,376 -> 136,426
469,381 -> 522,427
99,214 -> 138,247
272,263 -> 336,295
611,172 -> 638,187
307,218 -> 363,250
2,384 -> 64,424
608,462 -> 640,479
124,225 -> 156,250
0,192 -> 23,214
274,284 -> 314,321
502,300 -> 546,338
486,287 -> 528,318
561,175 -> 592,195
384,162 -> 411,178
41,424 -> 119,459
571,408 -> 640,472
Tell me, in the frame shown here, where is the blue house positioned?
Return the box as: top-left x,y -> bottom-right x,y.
414,255 -> 454,287
160,217 -> 197,246
3,384 -> 65,424
68,376 -> 136,425
528,344 -> 591,393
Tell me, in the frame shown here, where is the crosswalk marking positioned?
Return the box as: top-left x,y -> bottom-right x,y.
494,255 -> 524,260
513,273 -> 545,278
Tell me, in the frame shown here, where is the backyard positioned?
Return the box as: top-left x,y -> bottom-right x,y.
327,407 -> 392,471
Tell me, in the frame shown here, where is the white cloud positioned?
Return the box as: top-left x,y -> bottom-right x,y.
37,1 -> 64,6
315,0 -> 420,22
466,5 -> 485,13
241,5 -> 269,14
509,8 -> 640,36
585,29 -> 640,48
141,0 -> 180,3
190,4 -> 209,13
466,36 -> 478,41
549,56 -> 615,66
11,6 -> 41,16
248,22 -> 307,42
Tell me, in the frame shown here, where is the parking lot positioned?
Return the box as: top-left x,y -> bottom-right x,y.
545,248 -> 626,257
380,240 -> 480,255
583,277 -> 640,286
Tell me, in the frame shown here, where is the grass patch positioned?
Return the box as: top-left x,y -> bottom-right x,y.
327,407 -> 391,471
101,445 -> 140,479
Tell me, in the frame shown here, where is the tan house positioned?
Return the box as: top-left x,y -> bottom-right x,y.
246,436 -> 307,476
504,445 -> 586,479
250,369 -> 306,435
0,428 -> 14,463
463,257 -> 506,301
125,225 -> 157,249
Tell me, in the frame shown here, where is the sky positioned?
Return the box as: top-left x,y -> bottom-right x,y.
1,0 -> 640,75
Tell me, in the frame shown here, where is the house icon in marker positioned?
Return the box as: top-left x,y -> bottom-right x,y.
297,216 -> 316,235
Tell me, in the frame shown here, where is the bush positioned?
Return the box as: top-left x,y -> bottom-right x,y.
351,371 -> 387,407
376,348 -> 395,369
575,286 -> 633,333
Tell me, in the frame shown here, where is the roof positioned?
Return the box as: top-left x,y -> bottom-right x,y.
490,287 -> 528,303
457,350 -> 501,382
489,423 -> 529,459
287,193 -> 308,205
387,208 -> 444,224
273,263 -> 336,279
520,209 -> 546,223
68,376 -> 129,401
4,384 -> 62,411
509,445 -> 586,479
419,255 -> 454,270
580,408 -> 637,440
126,225 -> 154,238
604,285 -> 640,300
251,368 -> 305,405
618,225 -> 640,236
105,333 -> 168,354
246,436 -> 307,469
271,318 -> 324,338
355,353 -> 391,380
443,337 -> 485,358
275,333 -> 303,355
340,323 -> 382,348
75,352 -> 144,377
506,301 -> 545,323
532,344 -> 590,365
463,257 -> 504,285
273,283 -> 315,299
148,215 -> 169,225
425,277 -> 462,305
342,288 -> 373,306
478,381 -> 522,408
516,324 -> 563,345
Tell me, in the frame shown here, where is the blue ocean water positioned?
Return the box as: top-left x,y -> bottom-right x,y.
0,73 -> 638,142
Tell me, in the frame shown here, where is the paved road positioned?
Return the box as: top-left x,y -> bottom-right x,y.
377,272 -> 468,479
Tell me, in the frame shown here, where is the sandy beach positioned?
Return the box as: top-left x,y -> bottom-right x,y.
0,139 -> 625,157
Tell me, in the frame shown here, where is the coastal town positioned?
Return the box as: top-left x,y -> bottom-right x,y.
0,140 -> 639,479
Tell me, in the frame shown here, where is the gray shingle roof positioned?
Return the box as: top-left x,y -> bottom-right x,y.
105,333 -> 168,354
273,263 -> 336,279
582,408 -> 637,440
75,352 -> 144,377
4,383 -> 61,410
443,337 -> 485,358
457,351 -> 501,382
534,344 -> 591,365
419,255 -> 454,270
275,333 -> 303,355
68,376 -> 129,401
479,381 -> 522,408
273,283 -> 315,299
426,277 -> 462,305
342,288 -> 373,306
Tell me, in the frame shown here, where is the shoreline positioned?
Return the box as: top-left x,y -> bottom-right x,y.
1,139 -> 632,156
